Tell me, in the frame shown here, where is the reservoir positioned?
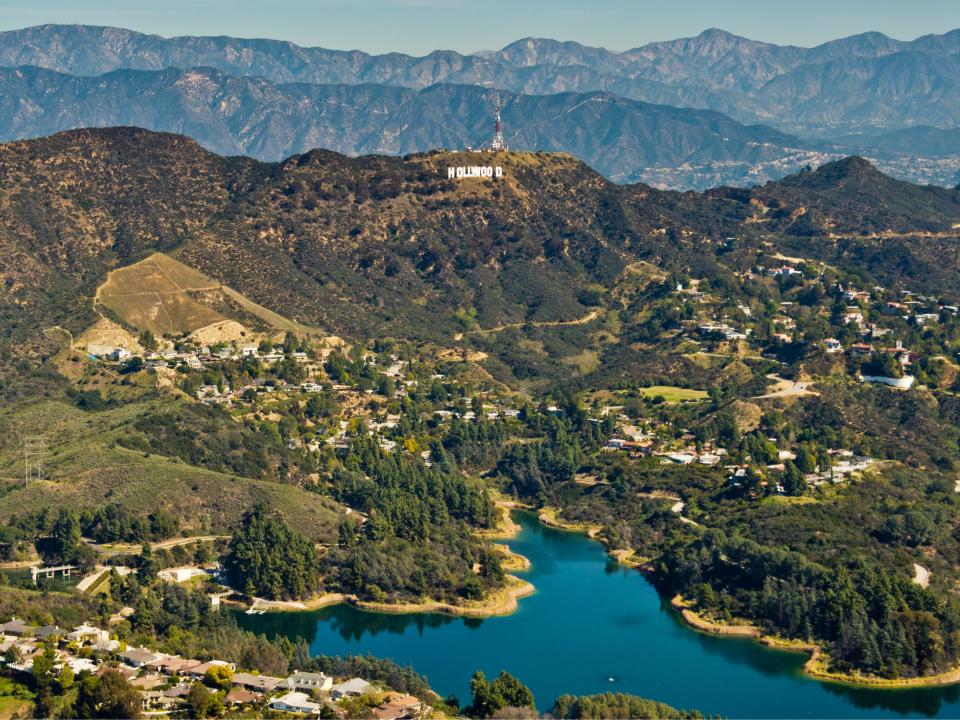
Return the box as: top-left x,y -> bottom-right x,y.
239,512 -> 960,717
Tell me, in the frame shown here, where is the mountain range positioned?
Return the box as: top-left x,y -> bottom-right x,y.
4,128 -> 960,375
5,24 -> 960,133
0,25 -> 960,188
0,65 -> 814,184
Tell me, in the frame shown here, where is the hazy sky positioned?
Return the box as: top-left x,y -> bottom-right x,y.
3,0 -> 960,55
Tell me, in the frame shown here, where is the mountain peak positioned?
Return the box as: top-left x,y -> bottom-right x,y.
810,155 -> 882,179
697,28 -> 741,41
777,156 -> 888,191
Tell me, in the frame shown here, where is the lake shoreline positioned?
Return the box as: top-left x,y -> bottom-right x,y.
243,501 -> 536,619
533,503 -> 960,691
672,593 -> 960,690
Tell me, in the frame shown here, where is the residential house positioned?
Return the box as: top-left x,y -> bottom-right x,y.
63,656 -> 98,674
130,673 -> 167,690
331,678 -> 373,699
68,624 -> 109,645
225,688 -> 260,706
842,309 -> 864,326
119,647 -> 159,668
98,664 -> 138,682
186,659 -> 235,678
148,655 -> 200,676
823,338 -> 843,354
372,693 -> 427,720
0,619 -> 34,636
285,670 -> 333,693
770,265 -> 801,278
33,626 -> 64,641
232,671 -> 284,694
271,691 -> 322,714
141,691 -> 181,713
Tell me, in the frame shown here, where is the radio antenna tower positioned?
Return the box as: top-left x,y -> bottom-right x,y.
490,92 -> 507,152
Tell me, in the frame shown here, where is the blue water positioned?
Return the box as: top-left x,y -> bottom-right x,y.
239,512 -> 960,717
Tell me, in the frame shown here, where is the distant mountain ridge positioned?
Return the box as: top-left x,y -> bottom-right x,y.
4,24 -> 960,133
0,64 -> 814,186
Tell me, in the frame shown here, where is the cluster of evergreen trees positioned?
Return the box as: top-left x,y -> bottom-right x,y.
661,530 -> 960,678
223,506 -> 319,600
467,670 -> 535,718
322,436 -> 504,602
550,692 -> 704,719
80,504 -> 179,544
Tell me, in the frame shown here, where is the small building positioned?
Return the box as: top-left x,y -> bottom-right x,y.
86,344 -> 118,358
158,566 -> 208,583
285,670 -> 333,693
141,691 -> 181,712
0,619 -> 34,636
163,684 -> 192,700
271,691 -> 322,714
842,310 -> 864,326
68,624 -> 109,645
768,265 -> 801,279
119,647 -> 159,668
64,656 -> 98,674
33,625 -> 65,641
232,671 -> 284,693
331,678 -> 373,699
225,688 -> 260,706
372,693 -> 427,720
98,664 -> 138,682
149,655 -> 201,676
822,338 -> 843,354
186,659 -> 235,678
130,673 -> 167,690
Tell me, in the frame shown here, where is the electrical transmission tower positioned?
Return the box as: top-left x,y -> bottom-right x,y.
24,435 -> 46,485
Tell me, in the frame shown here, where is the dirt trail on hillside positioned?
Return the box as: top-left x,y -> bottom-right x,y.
454,308 -> 601,341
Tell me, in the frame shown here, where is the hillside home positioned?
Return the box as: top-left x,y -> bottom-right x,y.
68,624 -> 110,645
0,619 -> 33,636
285,670 -> 334,692
331,678 -> 373,699
232,671 -> 284,693
119,647 -> 159,667
372,693 -> 427,720
33,625 -> 64,641
225,688 -> 260,706
186,659 -> 235,678
271,691 -> 322,714
843,309 -> 864,325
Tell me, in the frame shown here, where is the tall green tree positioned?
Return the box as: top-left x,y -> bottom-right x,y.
74,669 -> 142,719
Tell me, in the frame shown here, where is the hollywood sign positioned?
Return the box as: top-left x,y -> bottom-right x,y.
447,166 -> 504,179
